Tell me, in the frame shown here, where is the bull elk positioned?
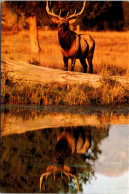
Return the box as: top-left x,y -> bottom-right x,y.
46,1 -> 95,73
40,127 -> 91,192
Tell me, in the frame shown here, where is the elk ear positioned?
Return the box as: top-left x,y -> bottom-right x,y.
69,19 -> 76,24
52,18 -> 59,24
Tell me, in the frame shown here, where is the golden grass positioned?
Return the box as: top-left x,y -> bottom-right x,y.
1,70 -> 128,106
1,30 -> 129,76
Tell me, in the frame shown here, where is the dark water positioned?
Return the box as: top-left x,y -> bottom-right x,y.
1,106 -> 129,193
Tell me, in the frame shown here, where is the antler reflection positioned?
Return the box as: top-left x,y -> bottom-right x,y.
40,128 -> 91,192
40,165 -> 79,192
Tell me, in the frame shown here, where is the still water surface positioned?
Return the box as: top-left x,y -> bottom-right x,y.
1,106 -> 129,193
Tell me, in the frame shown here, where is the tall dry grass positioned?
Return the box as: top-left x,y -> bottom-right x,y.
1,30 -> 129,76
1,70 -> 128,106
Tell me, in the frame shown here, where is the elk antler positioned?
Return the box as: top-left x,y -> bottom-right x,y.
40,165 -> 79,192
46,1 -> 63,19
67,1 -> 86,20
62,170 -> 79,191
40,172 -> 52,192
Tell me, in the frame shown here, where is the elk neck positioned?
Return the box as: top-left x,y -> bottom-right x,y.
53,136 -> 72,165
58,28 -> 76,50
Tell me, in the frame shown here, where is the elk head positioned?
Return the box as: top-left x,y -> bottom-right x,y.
46,1 -> 86,32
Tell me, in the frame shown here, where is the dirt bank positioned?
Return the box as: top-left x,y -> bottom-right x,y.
1,58 -> 129,88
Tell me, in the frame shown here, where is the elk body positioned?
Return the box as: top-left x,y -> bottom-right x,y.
46,1 -> 95,73
40,127 -> 91,192
53,128 -> 91,164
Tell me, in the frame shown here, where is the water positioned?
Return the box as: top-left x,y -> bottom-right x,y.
1,105 -> 129,193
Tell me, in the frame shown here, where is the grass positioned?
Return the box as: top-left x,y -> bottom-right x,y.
1,71 -> 128,106
1,29 -> 129,106
1,30 -> 129,76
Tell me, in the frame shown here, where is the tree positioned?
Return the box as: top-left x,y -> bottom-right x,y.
29,12 -> 40,53
4,1 -> 46,53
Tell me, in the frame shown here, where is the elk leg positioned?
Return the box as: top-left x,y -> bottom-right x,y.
80,57 -> 87,73
87,54 -> 93,74
71,58 -> 76,71
63,56 -> 68,71
76,138 -> 90,154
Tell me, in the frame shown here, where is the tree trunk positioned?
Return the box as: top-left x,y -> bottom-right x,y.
29,15 -> 40,53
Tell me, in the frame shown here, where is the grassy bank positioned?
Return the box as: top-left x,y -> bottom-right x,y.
1,70 -> 128,106
1,30 -> 129,106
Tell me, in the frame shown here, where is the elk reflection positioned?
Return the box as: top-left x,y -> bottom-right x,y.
40,127 -> 91,192
1,125 -> 109,193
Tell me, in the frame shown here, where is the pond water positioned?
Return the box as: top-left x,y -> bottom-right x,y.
1,105 -> 129,193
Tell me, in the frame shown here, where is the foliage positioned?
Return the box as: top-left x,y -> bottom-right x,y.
4,1 -> 129,30
82,2 -> 124,30
4,1 -> 49,27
